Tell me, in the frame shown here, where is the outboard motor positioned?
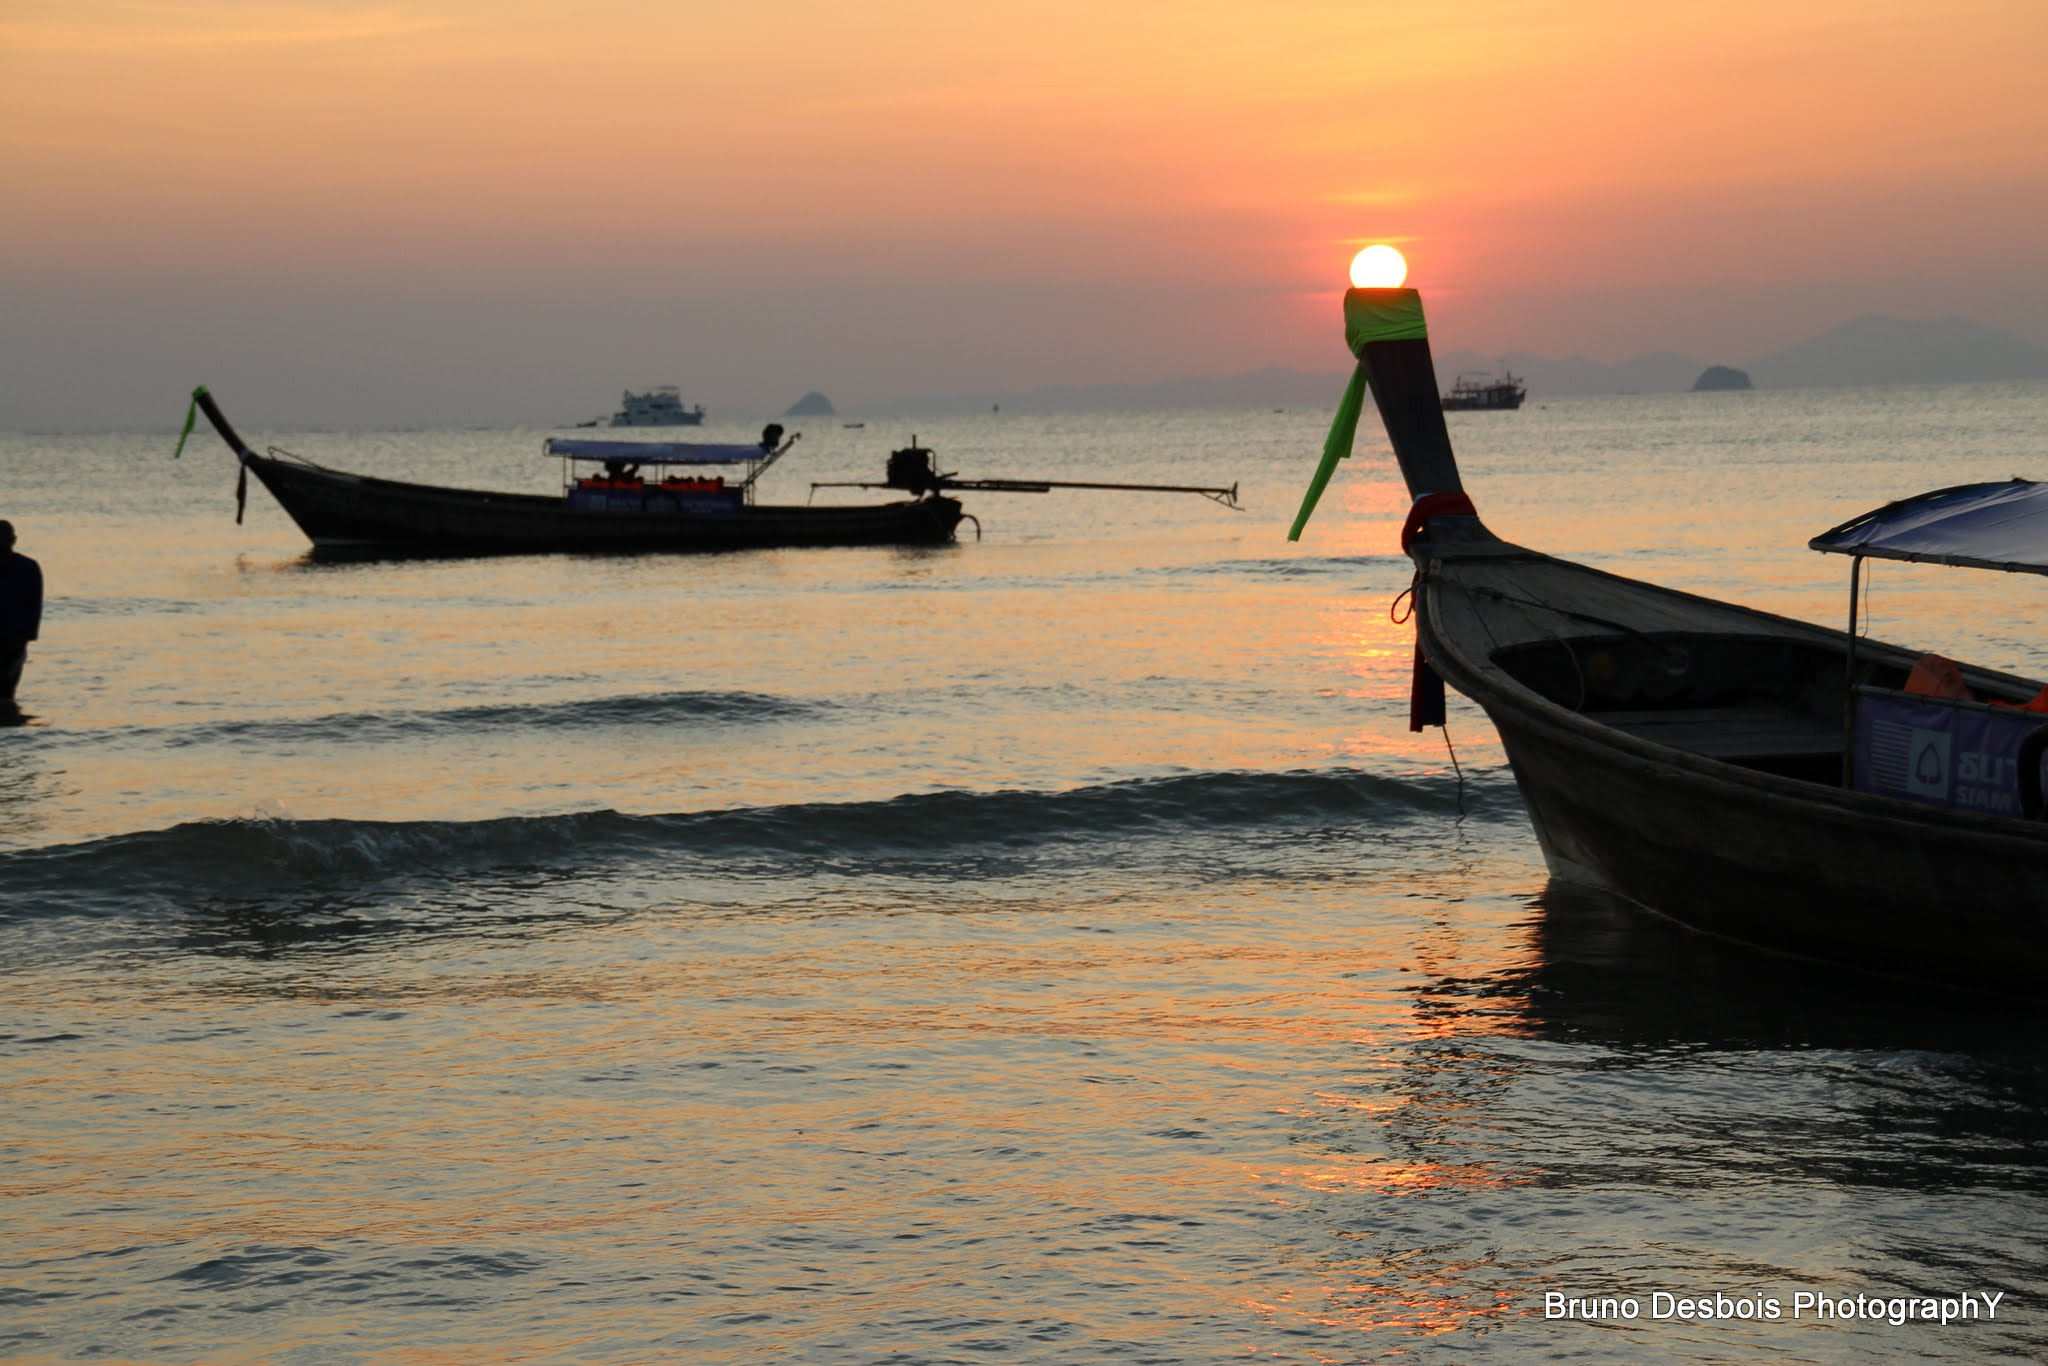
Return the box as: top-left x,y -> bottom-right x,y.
885,443 -> 946,495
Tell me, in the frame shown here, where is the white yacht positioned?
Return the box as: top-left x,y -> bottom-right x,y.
610,385 -> 706,427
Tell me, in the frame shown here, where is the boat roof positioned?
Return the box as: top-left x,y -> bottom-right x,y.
545,437 -> 761,465
1810,478 -> 2048,576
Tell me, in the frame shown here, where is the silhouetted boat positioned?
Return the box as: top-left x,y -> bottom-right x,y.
1293,283 -> 2048,986
186,389 -> 962,556
1441,369 -> 1526,410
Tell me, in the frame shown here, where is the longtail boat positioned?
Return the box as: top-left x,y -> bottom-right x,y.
1292,250 -> 2048,986
182,388 -> 963,555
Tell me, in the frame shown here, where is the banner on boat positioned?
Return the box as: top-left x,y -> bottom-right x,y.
1852,688 -> 2048,817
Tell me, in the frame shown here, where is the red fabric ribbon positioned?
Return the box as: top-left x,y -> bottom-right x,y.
1398,492 -> 1473,730
1409,649 -> 1446,733
1399,491 -> 1477,554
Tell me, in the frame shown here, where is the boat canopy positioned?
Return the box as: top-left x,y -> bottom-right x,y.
1810,479 -> 2048,576
545,437 -> 762,465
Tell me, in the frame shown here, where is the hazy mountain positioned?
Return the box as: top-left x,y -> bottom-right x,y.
1745,315 -> 2048,389
873,317 -> 2046,414
784,390 -> 837,416
1692,365 -> 1754,391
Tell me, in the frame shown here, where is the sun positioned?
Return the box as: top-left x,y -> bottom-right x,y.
1349,244 -> 1408,289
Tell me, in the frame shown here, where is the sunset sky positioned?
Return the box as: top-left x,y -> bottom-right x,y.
3,0 -> 2044,427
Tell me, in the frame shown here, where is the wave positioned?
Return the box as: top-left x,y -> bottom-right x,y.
44,689 -> 822,751
1164,555 -> 1407,579
0,767 -> 1517,921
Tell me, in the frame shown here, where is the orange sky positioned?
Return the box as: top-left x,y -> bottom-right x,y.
3,0 -> 2044,425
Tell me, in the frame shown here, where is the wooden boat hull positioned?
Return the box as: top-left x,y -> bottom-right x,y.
1413,520 -> 2048,985
245,453 -> 964,555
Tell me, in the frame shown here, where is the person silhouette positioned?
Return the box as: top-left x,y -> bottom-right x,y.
0,520 -> 43,703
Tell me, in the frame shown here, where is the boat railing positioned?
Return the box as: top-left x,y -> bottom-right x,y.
545,429 -> 795,507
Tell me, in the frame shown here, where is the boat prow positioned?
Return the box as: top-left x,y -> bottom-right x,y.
1293,278 -> 2048,988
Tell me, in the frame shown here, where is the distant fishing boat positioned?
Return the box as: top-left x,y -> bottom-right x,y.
1441,369 -> 1526,411
183,388 -> 961,556
1293,264 -> 2048,987
611,385 -> 706,427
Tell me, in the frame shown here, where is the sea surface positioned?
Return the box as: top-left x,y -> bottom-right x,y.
4,386 -> 2048,1363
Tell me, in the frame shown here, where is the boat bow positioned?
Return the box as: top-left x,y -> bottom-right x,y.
1288,258 -> 2048,985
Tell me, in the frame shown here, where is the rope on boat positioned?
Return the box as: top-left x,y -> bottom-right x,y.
1555,633 -> 1587,713
1391,568 -> 1419,624
1443,720 -> 1466,816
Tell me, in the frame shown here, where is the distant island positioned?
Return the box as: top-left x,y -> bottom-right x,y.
1692,365 -> 1753,391
784,391 -> 837,417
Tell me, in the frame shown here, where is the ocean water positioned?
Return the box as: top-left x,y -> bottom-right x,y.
4,386 -> 2047,1363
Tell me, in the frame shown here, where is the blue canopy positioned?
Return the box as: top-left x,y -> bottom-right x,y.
1810,479 -> 2048,576
545,437 -> 763,465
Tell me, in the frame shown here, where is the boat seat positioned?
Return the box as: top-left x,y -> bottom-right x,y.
1594,706 -> 1840,760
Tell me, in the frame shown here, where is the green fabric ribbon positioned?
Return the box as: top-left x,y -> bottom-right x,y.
172,386 -> 205,459
1288,288 -> 1430,540
1343,288 -> 1427,350
1287,362 -> 1368,542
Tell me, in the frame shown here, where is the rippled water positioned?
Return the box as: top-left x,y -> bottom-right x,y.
5,388 -> 2048,1362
